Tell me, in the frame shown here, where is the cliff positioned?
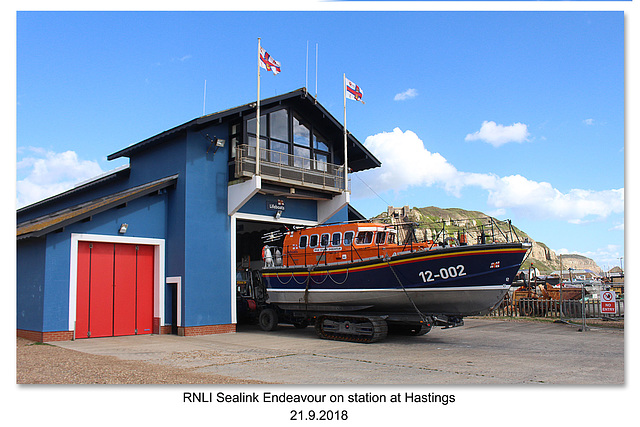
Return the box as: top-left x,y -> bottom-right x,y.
375,206 -> 602,275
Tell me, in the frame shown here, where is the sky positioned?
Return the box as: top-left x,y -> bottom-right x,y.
15,9 -> 626,271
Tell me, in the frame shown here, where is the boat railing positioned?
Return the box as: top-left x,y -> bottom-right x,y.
380,216 -> 526,247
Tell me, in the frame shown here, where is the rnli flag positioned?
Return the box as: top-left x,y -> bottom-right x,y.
259,47 -> 281,75
345,77 -> 364,103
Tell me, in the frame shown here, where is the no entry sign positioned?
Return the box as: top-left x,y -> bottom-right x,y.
600,290 -> 617,314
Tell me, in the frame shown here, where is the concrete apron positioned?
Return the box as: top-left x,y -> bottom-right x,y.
52,318 -> 624,384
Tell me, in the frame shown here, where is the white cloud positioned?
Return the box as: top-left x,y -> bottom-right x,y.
482,176 -> 624,222
362,128 -> 459,194
17,149 -> 103,208
583,118 -> 595,125
394,88 -> 418,101
360,128 -> 624,224
465,121 -> 530,147
610,222 -> 624,231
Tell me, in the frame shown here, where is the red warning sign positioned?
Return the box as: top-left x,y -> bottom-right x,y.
600,290 -> 617,314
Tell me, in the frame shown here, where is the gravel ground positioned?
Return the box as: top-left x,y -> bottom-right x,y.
16,337 -> 271,384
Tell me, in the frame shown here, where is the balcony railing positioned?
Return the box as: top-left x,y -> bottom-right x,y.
235,144 -> 346,193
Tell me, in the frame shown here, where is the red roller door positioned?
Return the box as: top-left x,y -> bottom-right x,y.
114,243 -> 137,336
75,242 -> 154,339
135,245 -> 154,335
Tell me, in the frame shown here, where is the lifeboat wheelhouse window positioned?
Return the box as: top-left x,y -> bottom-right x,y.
355,231 -> 373,245
387,232 -> 397,245
320,233 -> 330,247
331,232 -> 341,246
299,235 -> 308,249
375,232 -> 386,245
309,234 -> 319,248
343,231 -> 354,246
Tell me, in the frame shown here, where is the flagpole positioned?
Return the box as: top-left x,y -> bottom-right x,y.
256,38 -> 261,176
304,40 -> 309,92
343,73 -> 348,192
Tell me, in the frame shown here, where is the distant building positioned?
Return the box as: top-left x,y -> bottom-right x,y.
606,266 -> 624,283
550,269 -> 600,281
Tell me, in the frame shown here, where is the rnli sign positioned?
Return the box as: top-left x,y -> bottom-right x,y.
600,290 -> 617,314
266,198 -> 285,212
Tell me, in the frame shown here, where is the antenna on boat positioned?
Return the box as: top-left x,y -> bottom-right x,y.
262,230 -> 284,243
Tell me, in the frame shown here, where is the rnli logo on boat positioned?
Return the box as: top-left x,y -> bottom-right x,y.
490,261 -> 500,269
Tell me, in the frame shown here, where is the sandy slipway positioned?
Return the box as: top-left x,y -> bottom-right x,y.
18,318 -> 623,385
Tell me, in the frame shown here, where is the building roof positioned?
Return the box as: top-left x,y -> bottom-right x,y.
107,88 -> 381,172
17,165 -> 131,215
17,174 -> 178,240
348,205 -> 367,222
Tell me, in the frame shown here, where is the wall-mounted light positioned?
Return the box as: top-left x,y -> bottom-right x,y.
204,133 -> 226,155
119,223 -> 128,234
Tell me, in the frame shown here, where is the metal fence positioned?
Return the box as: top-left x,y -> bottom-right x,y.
488,298 -> 624,319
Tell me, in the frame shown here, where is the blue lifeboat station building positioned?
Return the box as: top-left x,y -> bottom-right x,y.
16,88 -> 380,341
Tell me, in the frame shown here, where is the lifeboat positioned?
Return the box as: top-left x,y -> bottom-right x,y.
258,222 -> 531,342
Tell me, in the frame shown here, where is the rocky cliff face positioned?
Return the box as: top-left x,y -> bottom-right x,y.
377,206 -> 603,275
559,254 -> 603,276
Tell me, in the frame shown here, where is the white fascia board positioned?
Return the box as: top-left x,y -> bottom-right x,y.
228,175 -> 261,216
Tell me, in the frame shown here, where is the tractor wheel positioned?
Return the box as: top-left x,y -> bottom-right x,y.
293,320 -> 308,329
258,308 -> 278,331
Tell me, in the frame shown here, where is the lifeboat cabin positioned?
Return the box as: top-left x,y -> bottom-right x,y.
264,223 -> 436,268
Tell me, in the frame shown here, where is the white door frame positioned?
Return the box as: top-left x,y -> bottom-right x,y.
229,213 -> 318,324
68,233 -> 166,334
165,276 -> 182,328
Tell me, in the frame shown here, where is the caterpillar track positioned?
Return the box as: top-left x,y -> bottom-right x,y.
314,314 -> 389,343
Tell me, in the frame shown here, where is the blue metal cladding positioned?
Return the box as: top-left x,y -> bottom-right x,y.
325,205 -> 349,224
127,133 -> 188,307
239,192 -> 318,222
17,238 -> 46,331
182,124 -> 232,327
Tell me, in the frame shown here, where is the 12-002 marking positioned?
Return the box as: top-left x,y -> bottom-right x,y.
419,265 -> 466,282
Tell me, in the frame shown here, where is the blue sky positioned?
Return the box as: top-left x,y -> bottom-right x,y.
16,10 -> 625,271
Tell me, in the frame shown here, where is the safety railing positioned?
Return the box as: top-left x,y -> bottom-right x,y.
488,298 -> 624,319
235,144 -> 345,193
